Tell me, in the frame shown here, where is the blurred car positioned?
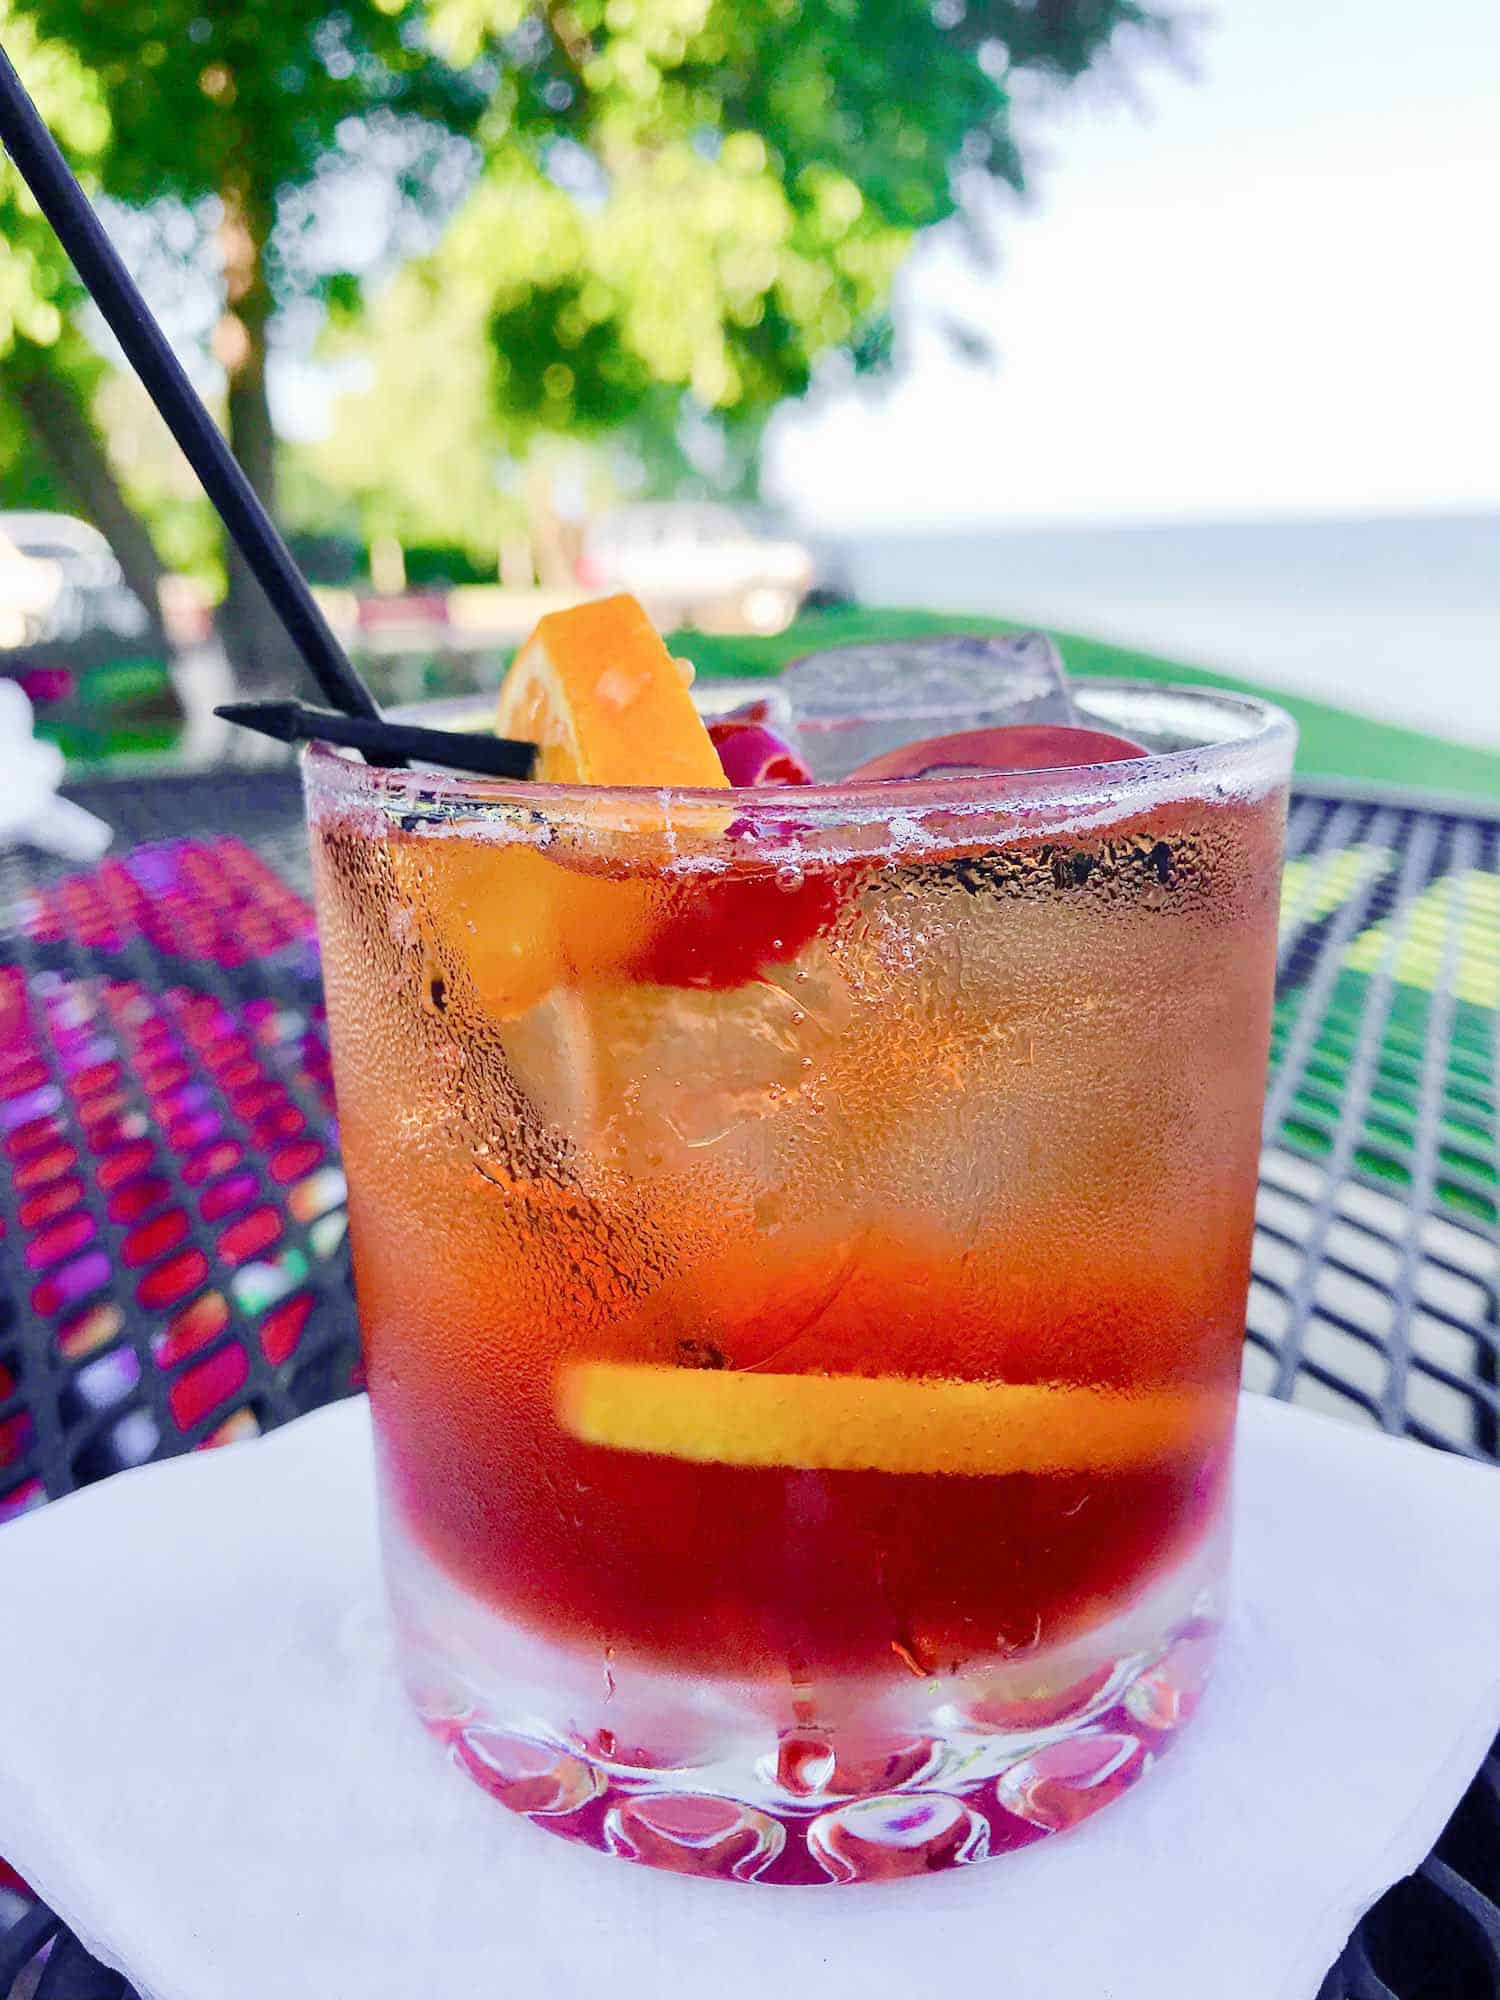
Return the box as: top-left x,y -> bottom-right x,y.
577,503 -> 813,634
0,512 -> 182,760
0,524 -> 63,650
0,512 -> 154,649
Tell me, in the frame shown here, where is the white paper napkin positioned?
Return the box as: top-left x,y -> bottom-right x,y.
2,1393 -> 1498,2000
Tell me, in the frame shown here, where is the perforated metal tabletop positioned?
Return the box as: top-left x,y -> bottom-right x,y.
0,768 -> 1497,1999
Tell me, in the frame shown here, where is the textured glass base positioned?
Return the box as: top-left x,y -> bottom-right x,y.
388,1510 -> 1223,1886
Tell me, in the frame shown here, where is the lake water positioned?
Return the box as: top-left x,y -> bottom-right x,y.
829,512 -> 1500,749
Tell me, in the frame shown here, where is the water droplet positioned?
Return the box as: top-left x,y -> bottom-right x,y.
419,960 -> 448,1014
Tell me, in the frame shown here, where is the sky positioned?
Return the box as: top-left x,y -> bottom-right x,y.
765,0 -> 1500,530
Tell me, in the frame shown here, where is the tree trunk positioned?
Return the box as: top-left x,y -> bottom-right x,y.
6,339 -> 171,652
214,181 -> 287,693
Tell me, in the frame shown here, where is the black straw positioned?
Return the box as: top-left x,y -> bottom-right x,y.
216,701 -> 537,779
0,38 -> 379,724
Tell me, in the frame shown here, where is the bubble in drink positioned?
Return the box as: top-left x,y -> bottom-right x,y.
779,631 -> 1078,779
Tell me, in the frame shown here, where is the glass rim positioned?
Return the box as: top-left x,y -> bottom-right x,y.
302,678 -> 1296,832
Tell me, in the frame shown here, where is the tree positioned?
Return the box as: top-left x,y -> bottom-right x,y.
6,0 -> 1166,668
0,4 -> 172,633
0,2 -> 100,373
313,0 -> 1168,555
9,0 -> 483,686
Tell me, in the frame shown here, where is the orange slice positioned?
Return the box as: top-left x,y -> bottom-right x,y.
498,593 -> 727,788
388,835 -> 652,1019
556,1363 -> 1223,1478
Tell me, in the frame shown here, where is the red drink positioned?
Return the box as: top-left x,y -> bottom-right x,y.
306,679 -> 1292,1883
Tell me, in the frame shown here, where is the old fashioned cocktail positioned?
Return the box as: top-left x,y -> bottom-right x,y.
306,632 -> 1291,1885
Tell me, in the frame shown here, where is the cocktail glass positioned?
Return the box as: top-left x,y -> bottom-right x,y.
304,677 -> 1294,1885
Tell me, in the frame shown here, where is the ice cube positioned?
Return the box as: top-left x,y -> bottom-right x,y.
778,632 -> 1078,780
